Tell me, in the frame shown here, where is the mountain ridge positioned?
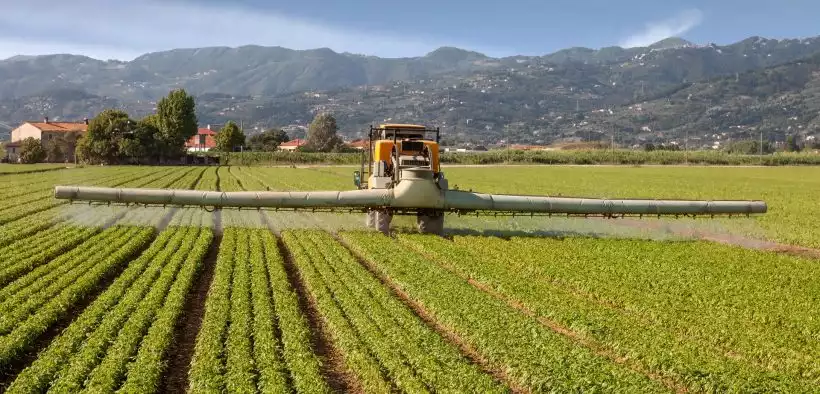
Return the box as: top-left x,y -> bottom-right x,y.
2,34 -> 820,147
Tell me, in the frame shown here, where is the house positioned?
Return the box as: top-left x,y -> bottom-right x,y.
186,125 -> 218,152
4,141 -> 21,162
5,117 -> 88,162
279,138 -> 306,151
346,139 -> 369,150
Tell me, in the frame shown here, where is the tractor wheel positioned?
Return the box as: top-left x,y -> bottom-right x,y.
417,212 -> 444,235
376,209 -> 392,235
365,210 -> 376,228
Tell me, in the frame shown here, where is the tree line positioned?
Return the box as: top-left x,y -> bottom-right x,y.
5,89 -> 351,164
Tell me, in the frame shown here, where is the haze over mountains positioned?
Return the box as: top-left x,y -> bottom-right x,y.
2,35 -> 820,148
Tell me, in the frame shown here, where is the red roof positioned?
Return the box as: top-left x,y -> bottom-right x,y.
346,139 -> 369,149
185,128 -> 217,149
279,138 -> 306,148
26,121 -> 88,132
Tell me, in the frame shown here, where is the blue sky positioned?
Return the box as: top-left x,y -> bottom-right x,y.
0,0 -> 818,60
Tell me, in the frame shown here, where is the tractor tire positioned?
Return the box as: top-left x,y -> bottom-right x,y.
365,210 -> 376,228
417,212 -> 444,235
376,209 -> 393,235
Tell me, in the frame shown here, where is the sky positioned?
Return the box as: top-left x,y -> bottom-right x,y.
0,0 -> 818,61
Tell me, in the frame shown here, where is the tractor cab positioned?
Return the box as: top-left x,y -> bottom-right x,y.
354,124 -> 442,190
354,124 -> 447,233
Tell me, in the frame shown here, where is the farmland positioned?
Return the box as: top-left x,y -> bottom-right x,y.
0,163 -> 818,393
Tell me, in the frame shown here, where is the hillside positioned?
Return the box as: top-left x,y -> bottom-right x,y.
2,36 -> 820,145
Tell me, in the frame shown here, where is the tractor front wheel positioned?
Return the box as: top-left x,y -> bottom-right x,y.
376,209 -> 393,235
417,212 -> 444,235
365,210 -> 376,228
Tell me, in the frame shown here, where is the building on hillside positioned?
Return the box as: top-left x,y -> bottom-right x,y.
186,125 -> 218,152
279,138 -> 306,151
5,117 -> 88,162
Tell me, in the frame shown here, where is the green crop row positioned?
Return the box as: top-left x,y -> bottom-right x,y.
190,227 -> 328,393
6,226 -> 191,393
0,167 -> 174,225
218,166 -> 243,192
0,207 -> 65,247
117,225 -> 213,393
47,226 -> 202,393
189,228 -> 234,393
499,236 -> 820,384
340,230 -> 672,393
7,224 -> 212,393
0,226 -> 155,367
0,225 -> 100,287
0,163 -> 70,174
285,229 -> 507,393
195,167 -> 219,191
400,233 -> 818,391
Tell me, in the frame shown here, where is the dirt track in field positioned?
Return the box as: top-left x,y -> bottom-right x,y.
161,211 -> 221,394
276,233 -> 361,393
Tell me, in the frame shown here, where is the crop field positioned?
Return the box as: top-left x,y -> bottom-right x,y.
0,163 -> 817,393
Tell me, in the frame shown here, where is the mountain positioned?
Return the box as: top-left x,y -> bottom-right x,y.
2,35 -> 820,146
648,37 -> 695,50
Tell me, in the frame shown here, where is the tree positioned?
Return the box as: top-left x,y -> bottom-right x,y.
118,116 -> 161,163
725,140 -> 774,155
46,136 -> 66,163
785,134 -> 801,152
19,137 -> 46,164
45,132 -> 81,163
306,113 -> 343,152
75,109 -> 135,164
214,121 -> 246,152
248,128 -> 289,151
155,89 -> 197,158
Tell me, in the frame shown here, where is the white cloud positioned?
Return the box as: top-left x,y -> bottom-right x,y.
0,0 -> 501,61
619,9 -> 704,48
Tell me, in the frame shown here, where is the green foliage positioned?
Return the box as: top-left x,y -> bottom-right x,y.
19,137 -> 46,164
306,113 -> 343,152
76,91 -> 198,163
286,229 -> 505,392
155,89 -> 198,157
214,121 -> 246,152
725,140 -> 774,154
75,109 -> 135,164
397,234 -> 819,391
45,133 -> 79,163
341,231 -> 668,392
248,128 -> 289,151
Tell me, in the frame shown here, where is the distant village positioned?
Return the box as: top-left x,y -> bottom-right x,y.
2,117 -> 572,163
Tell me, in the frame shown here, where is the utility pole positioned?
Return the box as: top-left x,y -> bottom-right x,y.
759,129 -> 764,165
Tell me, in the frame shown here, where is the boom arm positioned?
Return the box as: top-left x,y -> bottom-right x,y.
54,169 -> 766,217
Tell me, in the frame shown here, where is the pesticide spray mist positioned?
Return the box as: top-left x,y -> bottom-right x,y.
57,200 -> 770,249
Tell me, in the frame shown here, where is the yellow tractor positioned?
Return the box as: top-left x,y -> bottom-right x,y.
355,124 -> 447,234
